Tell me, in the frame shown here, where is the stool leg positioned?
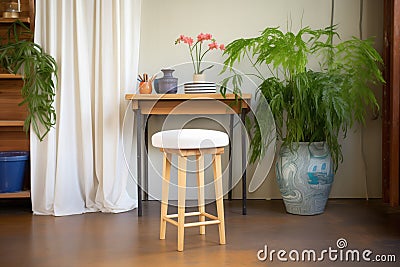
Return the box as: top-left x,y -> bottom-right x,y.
160,153 -> 171,240
212,154 -> 226,245
177,155 -> 187,252
196,154 -> 205,235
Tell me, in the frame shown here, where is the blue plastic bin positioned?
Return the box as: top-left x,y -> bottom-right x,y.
0,151 -> 29,193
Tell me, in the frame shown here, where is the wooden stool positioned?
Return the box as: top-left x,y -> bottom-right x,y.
152,129 -> 228,252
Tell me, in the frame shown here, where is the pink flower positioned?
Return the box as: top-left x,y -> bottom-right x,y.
175,35 -> 186,44
176,35 -> 193,46
175,34 -> 194,46
197,33 -> 213,42
197,33 -> 205,42
219,44 -> 225,50
185,37 -> 194,46
208,41 -> 218,50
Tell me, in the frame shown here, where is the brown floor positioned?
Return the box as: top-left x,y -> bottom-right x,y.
0,199 -> 399,267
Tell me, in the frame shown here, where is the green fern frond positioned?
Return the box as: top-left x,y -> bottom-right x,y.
220,25 -> 383,170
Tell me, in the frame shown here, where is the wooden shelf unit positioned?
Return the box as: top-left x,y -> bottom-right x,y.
0,73 -> 23,79
0,190 -> 30,199
0,120 -> 25,127
0,17 -> 30,24
0,0 -> 34,199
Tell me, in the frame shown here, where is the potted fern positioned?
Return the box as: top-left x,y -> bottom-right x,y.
0,21 -> 58,141
220,26 -> 384,215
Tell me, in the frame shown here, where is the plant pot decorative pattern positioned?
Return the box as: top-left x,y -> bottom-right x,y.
276,142 -> 334,215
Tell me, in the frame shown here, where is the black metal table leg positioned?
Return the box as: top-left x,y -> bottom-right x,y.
136,108 -> 142,216
144,114 -> 149,201
228,114 -> 234,201
241,110 -> 247,215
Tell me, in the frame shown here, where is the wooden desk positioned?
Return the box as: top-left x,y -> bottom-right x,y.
125,93 -> 251,216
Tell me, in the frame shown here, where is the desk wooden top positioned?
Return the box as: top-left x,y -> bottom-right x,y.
125,93 -> 251,101
125,93 -> 251,114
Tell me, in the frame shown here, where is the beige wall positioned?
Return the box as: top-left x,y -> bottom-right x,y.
138,0 -> 384,200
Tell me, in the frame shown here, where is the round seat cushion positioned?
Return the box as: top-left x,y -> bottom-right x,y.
152,129 -> 229,149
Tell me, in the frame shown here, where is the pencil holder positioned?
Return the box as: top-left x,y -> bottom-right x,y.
139,81 -> 152,94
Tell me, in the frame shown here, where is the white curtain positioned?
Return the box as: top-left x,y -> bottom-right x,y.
31,0 -> 141,216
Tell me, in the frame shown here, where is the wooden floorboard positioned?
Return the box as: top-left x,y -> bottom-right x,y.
0,199 -> 399,267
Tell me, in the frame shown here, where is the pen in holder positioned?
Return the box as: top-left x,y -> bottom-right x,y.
138,73 -> 156,94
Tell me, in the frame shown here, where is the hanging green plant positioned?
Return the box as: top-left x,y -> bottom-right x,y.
0,20 -> 58,141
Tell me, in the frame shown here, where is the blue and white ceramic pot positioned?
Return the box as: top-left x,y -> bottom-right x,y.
276,142 -> 334,215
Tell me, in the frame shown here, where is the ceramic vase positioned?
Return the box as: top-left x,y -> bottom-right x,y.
276,142 -> 334,215
154,69 -> 178,94
139,81 -> 152,94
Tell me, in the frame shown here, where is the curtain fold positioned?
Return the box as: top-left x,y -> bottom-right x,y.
31,0 -> 141,216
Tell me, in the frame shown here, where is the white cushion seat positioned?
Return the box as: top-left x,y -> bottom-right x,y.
153,128 -> 228,251
151,129 -> 229,149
